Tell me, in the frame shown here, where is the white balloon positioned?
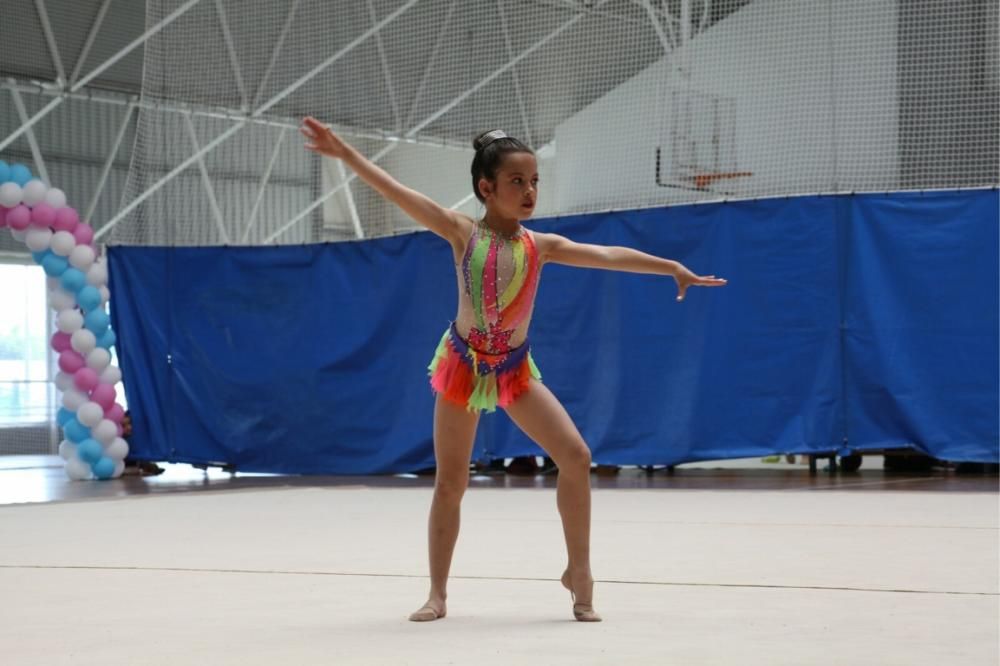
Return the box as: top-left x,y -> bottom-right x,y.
49,288 -> 76,311
100,365 -> 122,385
92,419 -> 118,445
86,260 -> 108,287
21,180 -> 48,207
99,285 -> 111,305
25,227 -> 53,252
112,460 -> 125,478
11,228 -> 27,242
65,457 -> 93,480
77,401 -> 104,427
47,276 -> 61,290
50,230 -> 76,257
70,328 -> 97,355
106,437 -> 129,461
86,348 -> 111,371
44,187 -> 67,208
56,309 -> 84,334
69,244 -> 96,271
54,371 -> 73,392
58,439 -> 76,460
0,182 -> 22,207
62,387 -> 87,411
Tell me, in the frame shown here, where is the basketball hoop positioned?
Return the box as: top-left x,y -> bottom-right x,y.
655,147 -> 754,194
686,171 -> 753,191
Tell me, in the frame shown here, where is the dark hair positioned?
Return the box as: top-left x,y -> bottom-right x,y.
470,130 -> 533,203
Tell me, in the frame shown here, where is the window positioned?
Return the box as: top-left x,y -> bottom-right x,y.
0,263 -> 53,428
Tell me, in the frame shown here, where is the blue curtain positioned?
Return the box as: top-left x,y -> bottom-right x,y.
108,190 -> 998,473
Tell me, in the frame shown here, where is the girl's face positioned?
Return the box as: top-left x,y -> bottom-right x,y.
479,152 -> 538,220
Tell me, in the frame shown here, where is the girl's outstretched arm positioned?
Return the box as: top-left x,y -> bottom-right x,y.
537,232 -> 727,302
300,116 -> 470,246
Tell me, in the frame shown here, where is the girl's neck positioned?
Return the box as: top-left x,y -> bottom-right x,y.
481,212 -> 522,239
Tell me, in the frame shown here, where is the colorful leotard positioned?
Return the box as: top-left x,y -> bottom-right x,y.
428,220 -> 542,412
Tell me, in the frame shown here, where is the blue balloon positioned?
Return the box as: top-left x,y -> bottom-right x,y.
77,285 -> 102,312
10,163 -> 32,187
32,250 -> 50,265
93,456 -> 116,479
77,438 -> 104,465
0,160 -> 10,183
42,253 -> 69,277
63,418 -> 91,443
60,268 -> 87,293
85,309 -> 110,335
56,407 -> 75,426
98,328 -> 117,350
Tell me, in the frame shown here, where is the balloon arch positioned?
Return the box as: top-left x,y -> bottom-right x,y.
0,159 -> 128,480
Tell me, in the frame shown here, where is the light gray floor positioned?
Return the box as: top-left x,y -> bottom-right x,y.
0,480 -> 997,665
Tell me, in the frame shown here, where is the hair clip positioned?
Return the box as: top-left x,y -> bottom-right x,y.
477,129 -> 508,151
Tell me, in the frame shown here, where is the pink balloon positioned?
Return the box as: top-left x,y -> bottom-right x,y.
73,367 -> 99,392
73,223 -> 94,245
53,207 -> 79,232
116,422 -> 123,436
58,350 -> 86,374
105,403 -> 125,424
30,203 -> 56,227
0,206 -> 7,227
7,205 -> 30,231
50,331 -> 72,352
90,383 -> 117,410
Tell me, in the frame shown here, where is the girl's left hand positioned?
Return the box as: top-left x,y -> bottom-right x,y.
673,266 -> 727,301
300,116 -> 350,160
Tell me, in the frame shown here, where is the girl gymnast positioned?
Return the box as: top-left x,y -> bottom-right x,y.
300,119 -> 727,622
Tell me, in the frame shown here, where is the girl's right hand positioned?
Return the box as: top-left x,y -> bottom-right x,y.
300,116 -> 350,160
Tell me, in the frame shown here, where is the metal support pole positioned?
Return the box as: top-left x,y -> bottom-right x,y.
93,0 -> 419,241
447,192 -> 477,211
413,0 -> 611,136
214,0 -> 249,110
34,0 -> 67,85
0,0 -> 205,152
1,78 -> 469,151
367,0 -> 402,131
254,0 -> 420,118
240,128 -> 287,244
681,0 -> 692,46
698,0 -> 711,33
403,0 -> 457,129
183,114 -> 230,244
336,159 -> 365,239
94,121 -> 245,241
9,87 -> 50,185
85,101 -> 136,225
263,143 -> 397,243
266,0 -> 613,243
69,0 -> 113,88
251,0 -> 300,111
497,0 -> 536,148
641,0 -> 675,55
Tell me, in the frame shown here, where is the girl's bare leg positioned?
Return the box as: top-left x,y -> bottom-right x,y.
409,395 -> 479,621
503,379 -> 601,620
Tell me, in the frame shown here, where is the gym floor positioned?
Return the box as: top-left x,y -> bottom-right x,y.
1,454 -> 996,665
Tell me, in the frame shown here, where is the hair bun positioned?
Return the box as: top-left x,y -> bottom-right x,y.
473,129 -> 508,152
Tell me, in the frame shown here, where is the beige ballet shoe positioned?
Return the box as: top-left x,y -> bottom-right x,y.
408,602 -> 446,622
561,570 -> 602,622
